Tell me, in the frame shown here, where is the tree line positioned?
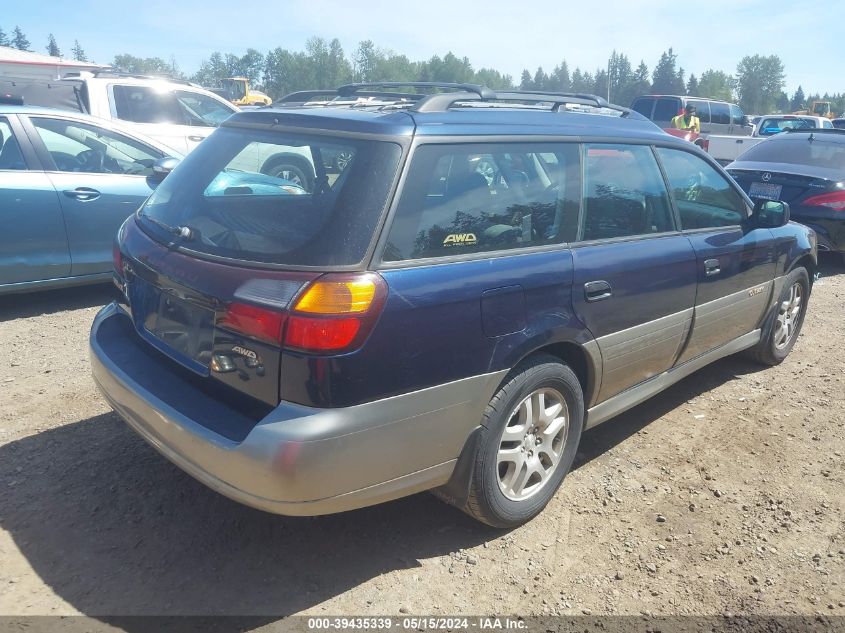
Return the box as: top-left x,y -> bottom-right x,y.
2,25 -> 843,116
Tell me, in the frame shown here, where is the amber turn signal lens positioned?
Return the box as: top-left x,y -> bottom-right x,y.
293,278 -> 377,314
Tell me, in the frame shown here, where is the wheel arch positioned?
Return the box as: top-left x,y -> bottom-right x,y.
436,338 -> 600,510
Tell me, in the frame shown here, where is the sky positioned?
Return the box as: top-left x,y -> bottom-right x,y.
4,0 -> 842,97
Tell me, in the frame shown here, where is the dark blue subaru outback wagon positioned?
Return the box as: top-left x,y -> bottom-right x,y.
90,83 -> 817,527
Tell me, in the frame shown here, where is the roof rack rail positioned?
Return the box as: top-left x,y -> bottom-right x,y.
274,83 -> 638,118
337,82 -> 496,99
485,91 -> 632,116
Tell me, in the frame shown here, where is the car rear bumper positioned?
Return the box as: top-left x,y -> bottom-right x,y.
792,215 -> 844,253
90,303 -> 504,515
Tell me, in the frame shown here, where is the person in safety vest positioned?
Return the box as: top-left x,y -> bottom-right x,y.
672,104 -> 700,133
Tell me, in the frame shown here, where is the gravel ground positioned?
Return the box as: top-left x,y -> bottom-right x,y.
0,256 -> 843,623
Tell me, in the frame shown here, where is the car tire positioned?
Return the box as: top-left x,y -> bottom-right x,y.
262,158 -> 314,192
744,266 -> 809,366
463,355 -> 584,528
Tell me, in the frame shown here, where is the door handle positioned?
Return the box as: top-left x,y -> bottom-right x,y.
704,258 -> 721,276
187,135 -> 204,142
584,280 -> 612,302
63,187 -> 100,201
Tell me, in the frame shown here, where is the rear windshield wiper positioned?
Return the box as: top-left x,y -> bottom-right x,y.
139,211 -> 195,243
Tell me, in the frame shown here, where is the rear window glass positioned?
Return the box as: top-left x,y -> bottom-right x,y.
756,117 -> 816,136
382,143 -> 581,262
737,138 -> 845,169
138,127 -> 402,266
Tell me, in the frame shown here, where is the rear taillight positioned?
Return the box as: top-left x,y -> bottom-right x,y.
285,273 -> 387,354
218,302 -> 286,345
217,273 -> 388,354
804,191 -> 845,211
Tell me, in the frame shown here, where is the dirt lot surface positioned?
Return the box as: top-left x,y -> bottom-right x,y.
0,257 -> 843,625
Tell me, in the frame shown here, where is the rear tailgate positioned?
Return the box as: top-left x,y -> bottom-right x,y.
728,168 -> 834,204
119,218 -> 319,406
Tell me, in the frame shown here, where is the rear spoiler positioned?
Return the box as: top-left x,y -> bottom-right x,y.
0,77 -> 89,114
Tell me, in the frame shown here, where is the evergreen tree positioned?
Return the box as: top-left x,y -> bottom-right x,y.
71,40 -> 87,62
0,27 -> 9,47
519,69 -> 533,91
532,67 -> 548,91
686,74 -> 699,96
549,61 -> 571,92
776,92 -> 790,113
12,26 -> 30,51
652,48 -> 684,94
790,86 -> 805,111
46,34 -> 61,57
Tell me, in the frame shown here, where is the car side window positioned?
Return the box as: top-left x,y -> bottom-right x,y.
656,147 -> 748,229
710,102 -> 730,125
112,84 -> 184,125
382,143 -> 581,262
653,98 -> 681,122
173,90 -> 235,127
730,104 -> 745,126
30,117 -> 163,176
580,144 -> 674,241
0,117 -> 26,170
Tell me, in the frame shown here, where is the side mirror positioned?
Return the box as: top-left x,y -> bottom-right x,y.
742,115 -> 753,127
151,156 -> 180,181
752,199 -> 790,228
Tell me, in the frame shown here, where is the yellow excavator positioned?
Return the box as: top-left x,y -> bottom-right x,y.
215,77 -> 272,106
793,100 -> 833,119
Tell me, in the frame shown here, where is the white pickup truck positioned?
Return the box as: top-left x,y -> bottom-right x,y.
707,115 -> 835,165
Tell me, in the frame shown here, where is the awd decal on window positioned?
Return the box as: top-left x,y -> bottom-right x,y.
443,233 -> 478,247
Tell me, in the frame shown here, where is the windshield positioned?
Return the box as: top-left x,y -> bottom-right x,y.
737,138 -> 845,170
138,127 -> 402,266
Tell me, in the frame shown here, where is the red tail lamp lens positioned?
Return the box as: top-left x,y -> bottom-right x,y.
804,190 -> 845,211
284,316 -> 361,352
219,302 -> 286,344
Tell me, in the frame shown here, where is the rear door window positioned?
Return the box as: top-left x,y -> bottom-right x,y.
580,144 -> 674,241
656,147 -> 748,228
382,143 -> 581,262
730,104 -> 745,126
710,102 -> 730,125
687,100 -> 711,124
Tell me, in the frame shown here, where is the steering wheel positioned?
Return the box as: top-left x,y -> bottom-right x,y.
76,149 -> 105,173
